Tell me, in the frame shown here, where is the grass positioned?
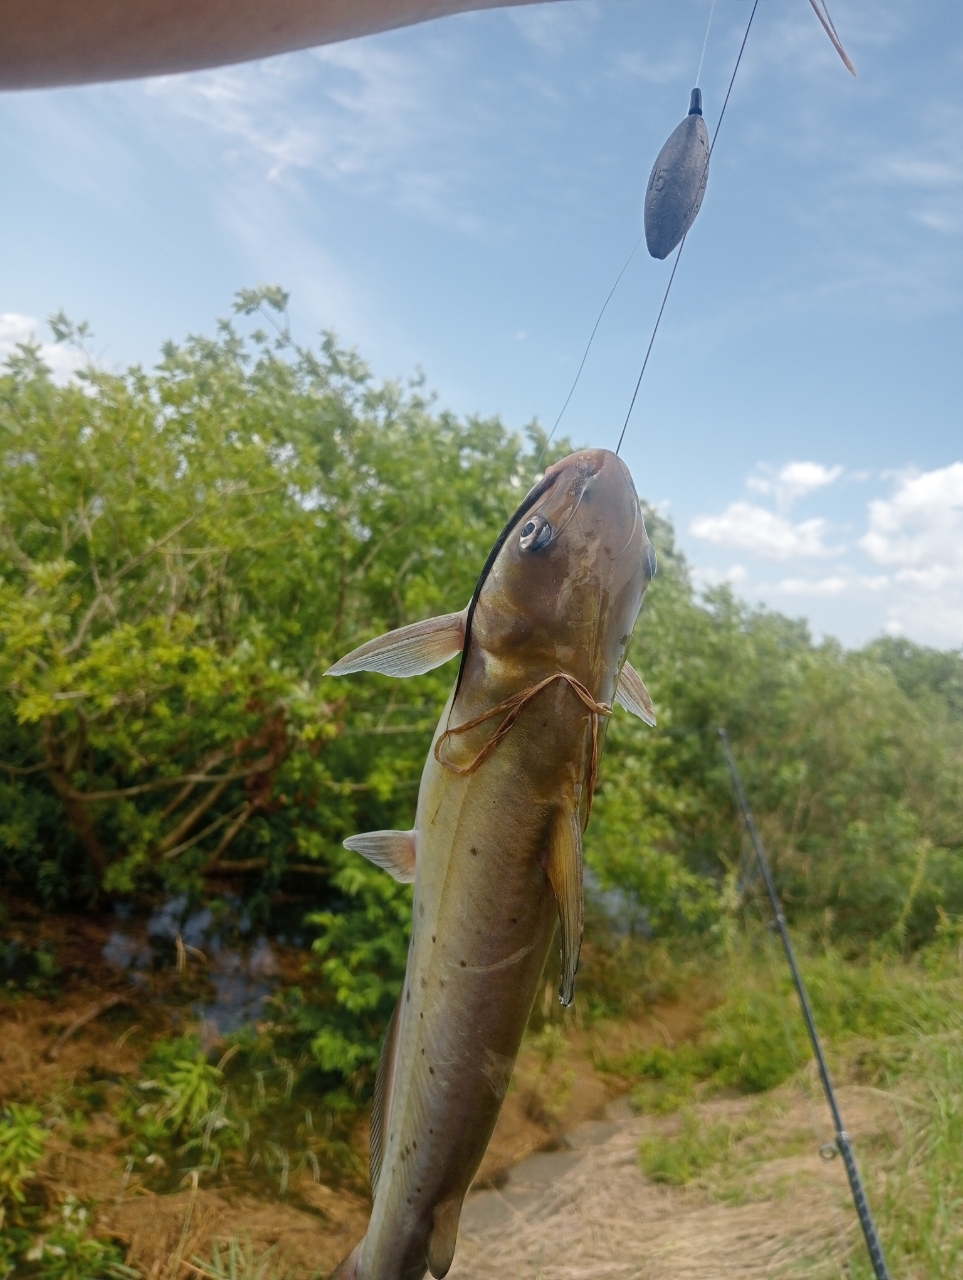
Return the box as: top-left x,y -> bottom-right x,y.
5,912 -> 962,1277
848,1027 -> 963,1280
187,1240 -> 293,1280
622,919 -> 963,1279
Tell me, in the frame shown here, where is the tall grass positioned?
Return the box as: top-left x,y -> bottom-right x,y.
620,919 -> 963,1278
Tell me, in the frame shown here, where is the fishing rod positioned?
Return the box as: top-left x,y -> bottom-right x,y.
718,727 -> 893,1280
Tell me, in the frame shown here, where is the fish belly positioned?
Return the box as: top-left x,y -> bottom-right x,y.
357,741 -> 560,1280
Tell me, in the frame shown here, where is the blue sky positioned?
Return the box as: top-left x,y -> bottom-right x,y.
2,1 -> 961,648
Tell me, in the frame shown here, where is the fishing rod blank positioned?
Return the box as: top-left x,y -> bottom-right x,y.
718,728 -> 893,1280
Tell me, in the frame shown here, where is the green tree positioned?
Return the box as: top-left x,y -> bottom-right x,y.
588,509 -> 963,948
0,293 -> 567,908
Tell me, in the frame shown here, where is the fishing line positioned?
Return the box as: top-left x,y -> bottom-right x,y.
695,0 -> 718,89
537,232 -> 645,466
616,0 -> 761,456
540,0 -> 754,467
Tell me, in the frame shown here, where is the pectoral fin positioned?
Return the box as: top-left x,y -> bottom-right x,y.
325,610 -> 466,679
544,803 -> 584,1008
616,660 -> 657,726
344,830 -> 417,883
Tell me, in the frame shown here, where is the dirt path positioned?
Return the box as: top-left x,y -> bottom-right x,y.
450,1082 -> 897,1280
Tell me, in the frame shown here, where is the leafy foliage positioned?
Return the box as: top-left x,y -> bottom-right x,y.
624,926 -> 962,1110
4,295 -> 963,1126
18,1197 -> 137,1280
0,299 -> 564,911
588,509 -> 963,949
0,1105 -> 47,1216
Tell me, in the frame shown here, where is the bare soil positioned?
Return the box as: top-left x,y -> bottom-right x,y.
451,1080 -> 901,1280
1,902 -> 704,1278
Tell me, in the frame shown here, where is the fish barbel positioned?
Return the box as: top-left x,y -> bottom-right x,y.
326,448 -> 657,1280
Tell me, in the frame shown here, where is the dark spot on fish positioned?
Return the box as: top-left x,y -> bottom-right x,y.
511,917 -> 518,924
430,1128 -> 434,1134
417,1185 -> 422,1192
421,977 -> 427,988
429,1066 -> 435,1074
419,902 -> 425,916
407,1198 -> 411,1204
440,980 -> 446,988
421,1048 -> 424,1055
413,1141 -> 417,1150
420,1013 -> 424,1019
460,961 -> 466,967
432,935 -> 436,943
406,989 -> 410,1003
470,846 -> 478,856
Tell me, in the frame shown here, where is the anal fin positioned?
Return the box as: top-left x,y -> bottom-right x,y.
616,660 -> 657,726
370,994 -> 402,1196
544,802 -> 584,1007
344,830 -> 417,883
427,1197 -> 463,1279
325,609 -> 466,679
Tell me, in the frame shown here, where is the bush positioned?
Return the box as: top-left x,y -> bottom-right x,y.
625,929 -> 960,1108
592,509 -> 963,951
0,292 -> 568,910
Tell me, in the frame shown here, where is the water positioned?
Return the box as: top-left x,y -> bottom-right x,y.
101,895 -> 288,1037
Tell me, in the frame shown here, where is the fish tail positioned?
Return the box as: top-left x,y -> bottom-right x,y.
328,1239 -> 363,1279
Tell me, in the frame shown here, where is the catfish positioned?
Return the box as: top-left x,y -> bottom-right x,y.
326,448 -> 657,1280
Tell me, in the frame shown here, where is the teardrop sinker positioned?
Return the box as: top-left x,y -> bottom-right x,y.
644,87 -> 710,261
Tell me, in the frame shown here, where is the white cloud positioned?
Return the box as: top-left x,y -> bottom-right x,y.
773,573 -> 889,598
691,563 -> 748,591
0,314 -> 83,382
691,502 -> 833,559
139,39 -> 494,233
857,463 -> 963,644
689,460 -> 963,647
747,460 -> 843,507
508,3 -> 600,56
861,463 -> 963,570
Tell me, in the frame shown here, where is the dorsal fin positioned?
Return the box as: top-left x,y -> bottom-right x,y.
325,611 -> 466,679
615,660 -> 656,726
343,830 -> 417,883
370,994 -> 402,1197
543,800 -> 584,1007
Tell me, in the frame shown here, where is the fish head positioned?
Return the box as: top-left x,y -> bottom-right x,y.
467,448 -> 655,699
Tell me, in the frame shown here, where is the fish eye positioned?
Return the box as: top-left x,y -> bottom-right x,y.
519,514 -> 553,552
